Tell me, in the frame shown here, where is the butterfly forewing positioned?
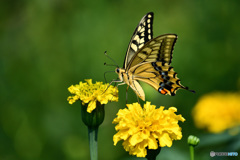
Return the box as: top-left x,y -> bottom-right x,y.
123,12 -> 153,69
127,34 -> 177,70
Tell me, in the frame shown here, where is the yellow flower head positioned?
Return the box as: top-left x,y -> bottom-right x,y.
67,79 -> 118,113
112,102 -> 185,157
192,92 -> 240,133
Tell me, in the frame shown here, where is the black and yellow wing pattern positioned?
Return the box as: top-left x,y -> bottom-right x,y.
124,13 -> 194,97
124,12 -> 153,69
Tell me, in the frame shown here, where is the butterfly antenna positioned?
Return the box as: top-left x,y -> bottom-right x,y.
104,51 -> 119,68
104,63 -> 118,67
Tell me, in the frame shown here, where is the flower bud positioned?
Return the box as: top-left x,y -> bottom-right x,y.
81,102 -> 105,128
188,135 -> 200,146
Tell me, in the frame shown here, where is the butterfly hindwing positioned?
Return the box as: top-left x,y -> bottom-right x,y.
127,34 -> 177,70
130,62 -> 189,96
130,80 -> 145,101
123,12 -> 153,69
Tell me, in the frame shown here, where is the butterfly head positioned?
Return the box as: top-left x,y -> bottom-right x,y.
115,68 -> 125,74
115,68 -> 120,73
115,67 -> 126,81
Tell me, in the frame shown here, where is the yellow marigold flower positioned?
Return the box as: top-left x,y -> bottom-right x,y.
192,92 -> 240,133
67,79 -> 118,113
112,102 -> 185,157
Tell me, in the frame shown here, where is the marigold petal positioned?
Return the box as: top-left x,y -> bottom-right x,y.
113,102 -> 184,157
113,134 -> 122,146
85,79 -> 92,85
159,132 -> 172,147
136,140 -> 148,157
147,135 -> 158,149
129,133 -> 144,146
87,100 -> 96,113
67,79 -> 118,112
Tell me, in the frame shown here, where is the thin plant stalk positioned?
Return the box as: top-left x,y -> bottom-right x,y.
88,127 -> 98,160
189,145 -> 194,160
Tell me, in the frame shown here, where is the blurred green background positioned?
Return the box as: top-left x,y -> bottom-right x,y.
1,0 -> 240,160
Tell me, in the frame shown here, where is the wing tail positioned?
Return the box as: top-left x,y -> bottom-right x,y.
132,62 -> 194,96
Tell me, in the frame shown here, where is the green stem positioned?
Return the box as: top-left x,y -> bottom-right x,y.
146,156 -> 156,160
146,147 -> 161,160
189,145 -> 194,160
88,127 -> 98,160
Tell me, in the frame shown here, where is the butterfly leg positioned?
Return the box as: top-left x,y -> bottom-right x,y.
117,82 -> 126,86
125,85 -> 129,105
136,93 -> 140,104
103,79 -> 122,93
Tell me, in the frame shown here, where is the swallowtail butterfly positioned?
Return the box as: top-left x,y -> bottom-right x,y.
114,12 -> 194,101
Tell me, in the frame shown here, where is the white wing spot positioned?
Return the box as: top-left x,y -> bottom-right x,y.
139,38 -> 144,44
147,19 -> 151,23
148,24 -> 151,28
140,27 -> 145,32
148,29 -> 151,33
133,35 -> 140,41
137,26 -> 141,31
141,32 -> 144,36
148,35 -> 151,39
139,44 -> 144,49
131,43 -> 138,52
148,14 -> 152,18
